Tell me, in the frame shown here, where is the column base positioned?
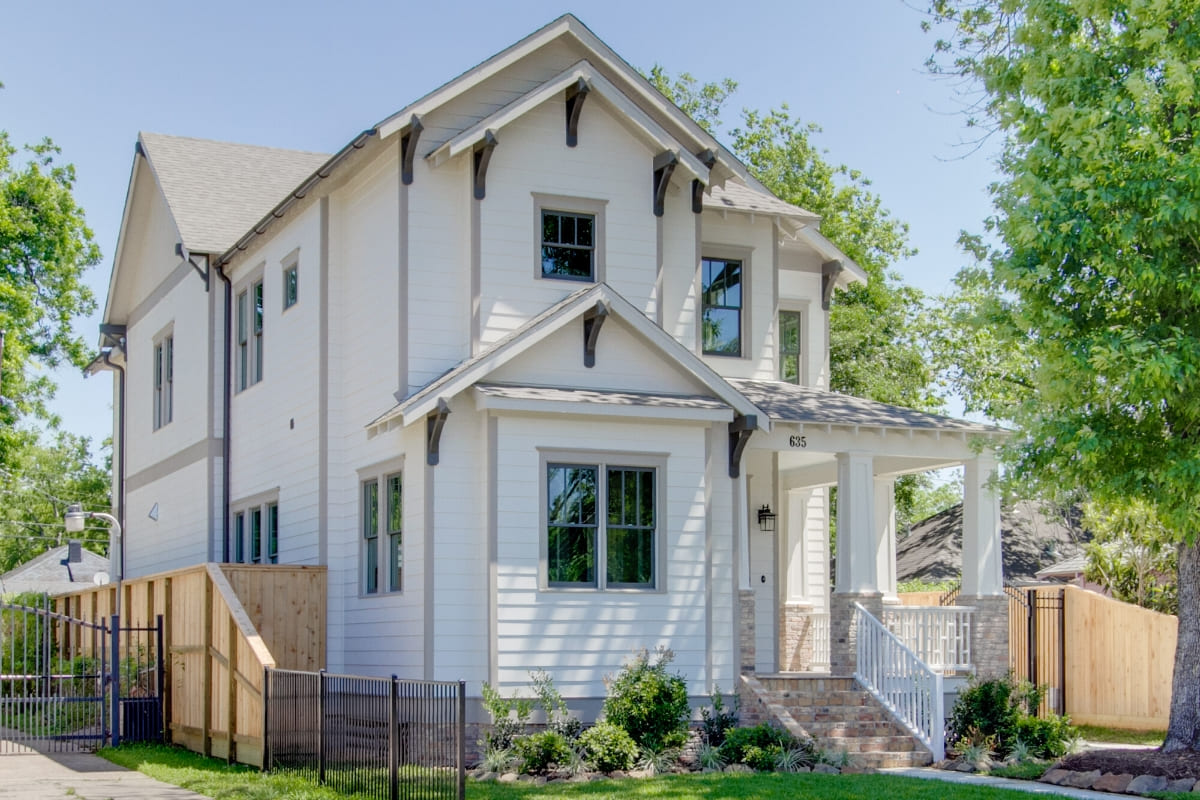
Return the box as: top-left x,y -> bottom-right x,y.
739,590 -> 756,674
830,592 -> 883,676
778,602 -> 815,672
963,593 -> 1009,678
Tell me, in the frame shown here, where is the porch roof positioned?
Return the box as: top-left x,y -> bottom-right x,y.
728,379 -> 1006,436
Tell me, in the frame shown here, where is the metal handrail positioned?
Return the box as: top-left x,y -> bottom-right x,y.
854,602 -> 945,761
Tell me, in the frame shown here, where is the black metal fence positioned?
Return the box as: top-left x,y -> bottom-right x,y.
264,668 -> 464,800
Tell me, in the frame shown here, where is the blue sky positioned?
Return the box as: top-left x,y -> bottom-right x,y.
2,0 -> 998,453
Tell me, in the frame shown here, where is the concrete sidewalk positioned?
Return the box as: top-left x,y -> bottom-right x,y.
882,767 -> 1130,799
0,747 -> 207,800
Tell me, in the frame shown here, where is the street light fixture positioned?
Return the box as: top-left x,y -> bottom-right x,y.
65,503 -> 123,618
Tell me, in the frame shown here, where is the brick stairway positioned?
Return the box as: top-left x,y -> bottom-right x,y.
739,674 -> 933,770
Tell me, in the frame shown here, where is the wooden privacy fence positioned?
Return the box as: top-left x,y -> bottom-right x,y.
56,563 -> 326,766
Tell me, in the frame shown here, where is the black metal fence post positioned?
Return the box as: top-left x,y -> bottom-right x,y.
262,667 -> 271,771
317,669 -> 326,785
457,680 -> 466,800
156,614 -> 166,742
1058,588 -> 1067,715
389,675 -> 399,800
110,614 -> 121,748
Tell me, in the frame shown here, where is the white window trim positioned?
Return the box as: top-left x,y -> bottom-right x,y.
532,193 -> 607,284
698,244 -> 753,360
152,324 -> 174,430
778,299 -> 810,386
537,448 -> 667,594
357,456 -> 406,598
231,488 -> 280,565
281,247 -> 300,312
234,266 -> 265,392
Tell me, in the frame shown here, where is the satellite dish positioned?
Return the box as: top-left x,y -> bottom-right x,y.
93,572 -> 110,586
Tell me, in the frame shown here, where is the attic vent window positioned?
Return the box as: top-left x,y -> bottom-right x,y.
541,210 -> 595,281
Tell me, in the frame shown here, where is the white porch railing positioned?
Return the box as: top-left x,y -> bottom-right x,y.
855,603 -> 945,761
809,612 -> 830,672
883,605 -> 975,673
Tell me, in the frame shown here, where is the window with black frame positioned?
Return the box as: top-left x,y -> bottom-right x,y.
701,257 -> 743,356
541,210 -> 595,281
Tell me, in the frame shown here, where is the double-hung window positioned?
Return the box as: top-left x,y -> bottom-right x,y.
361,471 -> 402,595
283,260 -> 299,311
236,279 -> 264,390
541,210 -> 595,281
779,310 -> 802,384
362,480 -> 379,594
546,460 -> 657,590
231,499 -> 279,564
153,333 -> 173,429
701,257 -> 743,356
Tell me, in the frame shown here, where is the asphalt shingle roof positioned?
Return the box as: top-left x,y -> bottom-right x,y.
703,182 -> 818,220
139,133 -> 330,254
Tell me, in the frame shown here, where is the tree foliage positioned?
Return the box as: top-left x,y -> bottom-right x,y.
924,0 -> 1200,751
1082,498 -> 1177,615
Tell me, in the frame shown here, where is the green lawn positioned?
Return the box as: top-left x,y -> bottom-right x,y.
1075,724 -> 1164,747
100,743 -> 1055,800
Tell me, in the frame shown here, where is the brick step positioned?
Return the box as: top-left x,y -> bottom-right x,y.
821,735 -> 918,753
757,678 -> 858,693
853,750 -> 933,770
802,722 -> 911,740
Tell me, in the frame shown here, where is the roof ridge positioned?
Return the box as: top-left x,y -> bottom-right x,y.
140,131 -> 330,158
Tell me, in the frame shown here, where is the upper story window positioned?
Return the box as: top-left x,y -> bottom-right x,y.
541,210 -> 595,281
779,310 -> 802,384
546,461 -> 657,590
153,332 -> 173,429
361,467 -> 403,595
236,279 -> 264,390
282,257 -> 299,311
702,257 -> 743,356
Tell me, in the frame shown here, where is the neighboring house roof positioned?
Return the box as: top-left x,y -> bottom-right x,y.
704,182 -> 817,221
728,379 -> 1006,435
0,545 -> 110,597
1035,553 -> 1088,580
896,500 -> 1089,584
138,132 -> 330,254
367,283 -> 768,432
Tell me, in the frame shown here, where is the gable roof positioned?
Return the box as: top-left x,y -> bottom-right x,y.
138,133 -> 330,255
0,545 -> 110,597
367,283 -> 767,432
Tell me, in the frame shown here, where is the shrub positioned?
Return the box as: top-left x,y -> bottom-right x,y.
578,721 -> 638,773
512,730 -> 568,774
480,682 -> 532,751
530,669 -> 581,741
776,745 -> 817,772
700,691 -> 738,746
718,723 -> 809,769
1014,714 -> 1077,759
742,744 -> 782,772
601,647 -> 690,751
947,673 -> 1076,758
695,741 -> 726,771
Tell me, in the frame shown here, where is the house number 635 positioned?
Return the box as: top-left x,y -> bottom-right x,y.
789,435 -> 807,448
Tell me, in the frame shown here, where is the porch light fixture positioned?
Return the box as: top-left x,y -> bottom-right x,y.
757,504 -> 776,532
65,503 -> 123,617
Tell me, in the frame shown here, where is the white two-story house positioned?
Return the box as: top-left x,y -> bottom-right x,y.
92,14 -> 1007,756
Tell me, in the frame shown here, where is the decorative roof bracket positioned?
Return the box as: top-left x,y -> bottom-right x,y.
821,259 -> 845,310
175,243 -> 209,291
565,78 -> 590,148
400,115 -> 424,185
582,300 -> 609,368
473,131 -> 498,200
691,149 -> 716,214
652,150 -> 678,217
728,414 -> 758,478
426,398 -> 451,466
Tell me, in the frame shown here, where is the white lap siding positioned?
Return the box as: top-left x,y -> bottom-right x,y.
493,415 -> 718,699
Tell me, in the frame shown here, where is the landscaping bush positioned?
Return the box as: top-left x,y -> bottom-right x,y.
601,647 -> 690,751
700,691 -> 738,746
947,674 -> 1075,758
578,721 -> 638,773
480,682 -> 532,751
512,730 -> 569,774
718,723 -> 810,770
531,669 -> 581,741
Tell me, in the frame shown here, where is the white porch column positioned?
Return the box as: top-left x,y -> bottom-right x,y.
831,452 -> 882,675
874,477 -> 899,604
784,488 -> 811,602
835,453 -> 878,594
962,451 -> 1003,596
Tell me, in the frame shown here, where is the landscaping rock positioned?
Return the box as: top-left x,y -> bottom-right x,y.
497,773 -> 519,783
1041,768 -> 1073,785
476,771 -> 499,783
609,770 -> 628,779
1064,770 -> 1102,789
532,776 -> 547,786
628,770 -> 652,779
1167,778 -> 1197,793
953,761 -> 976,773
812,764 -> 840,775
1091,773 -> 1133,793
725,763 -> 754,774
1127,774 -> 1169,794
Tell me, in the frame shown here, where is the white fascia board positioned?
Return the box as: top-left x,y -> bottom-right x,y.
795,227 -> 868,286
472,389 -> 735,423
427,60 -> 711,183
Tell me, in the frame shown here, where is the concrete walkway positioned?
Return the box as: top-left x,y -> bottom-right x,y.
882,767 -> 1129,799
0,747 -> 207,800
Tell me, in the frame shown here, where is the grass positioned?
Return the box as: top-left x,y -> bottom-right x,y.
99,742 -> 1065,800
985,761 -> 1049,780
1075,724 -> 1164,747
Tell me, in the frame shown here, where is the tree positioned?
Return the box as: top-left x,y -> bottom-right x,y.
925,0 -> 1200,751
0,124 -> 101,468
1082,498 -> 1177,615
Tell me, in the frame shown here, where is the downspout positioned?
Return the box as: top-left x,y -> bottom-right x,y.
215,264 -> 233,562
102,347 -> 126,578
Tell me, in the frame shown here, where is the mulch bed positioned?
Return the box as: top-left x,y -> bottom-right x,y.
1057,748 -> 1200,781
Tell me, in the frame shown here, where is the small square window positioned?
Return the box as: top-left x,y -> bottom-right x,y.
283,264 -> 298,310
541,210 -> 595,281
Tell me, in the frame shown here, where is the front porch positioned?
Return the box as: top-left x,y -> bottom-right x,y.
727,380 -> 1010,760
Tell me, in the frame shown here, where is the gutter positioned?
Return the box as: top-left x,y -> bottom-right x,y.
213,128 -> 378,270
85,343 -> 127,579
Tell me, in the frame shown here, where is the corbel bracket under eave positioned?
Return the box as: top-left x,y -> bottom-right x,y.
728,414 -> 758,478
565,78 -> 590,148
821,259 -> 845,311
652,150 -> 678,217
400,115 -> 424,185
691,149 -> 717,214
473,131 -> 499,200
582,300 -> 609,368
426,398 -> 451,466
175,243 -> 209,291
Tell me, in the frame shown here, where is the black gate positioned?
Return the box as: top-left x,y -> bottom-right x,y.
0,598 -> 164,753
